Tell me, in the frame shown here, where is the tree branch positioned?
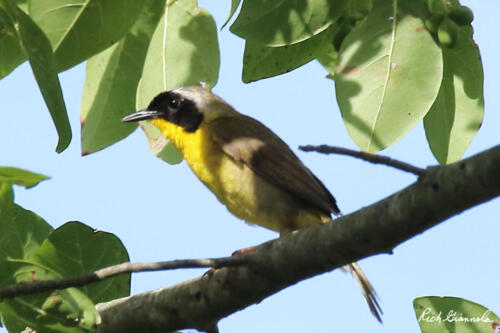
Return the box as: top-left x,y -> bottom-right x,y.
299,144 -> 425,176
0,257 -> 247,299
95,145 -> 500,332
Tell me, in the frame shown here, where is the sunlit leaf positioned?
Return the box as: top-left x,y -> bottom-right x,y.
80,0 -> 165,155
0,167 -> 49,189
230,0 -> 345,46
335,0 -> 442,153
28,0 -> 145,71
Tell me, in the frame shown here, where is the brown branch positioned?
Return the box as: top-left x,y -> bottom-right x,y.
3,145 -> 497,332
299,144 -> 425,176
95,144 -> 500,333
0,257 -> 247,300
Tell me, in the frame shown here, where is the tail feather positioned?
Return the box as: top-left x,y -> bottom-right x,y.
344,262 -> 383,323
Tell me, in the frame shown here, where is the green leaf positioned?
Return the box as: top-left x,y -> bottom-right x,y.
0,6 -> 26,78
335,0 -> 443,153
136,0 -> 220,164
12,0 -> 27,12
0,180 -> 14,211
0,222 -> 129,331
0,181 -> 52,309
137,0 -> 220,105
427,0 -> 452,16
1,265 -> 98,332
221,0 -> 241,29
349,0 -> 373,17
316,26 -> 339,75
28,0 -> 145,72
0,186 -> 109,331
140,121 -> 183,164
0,204 -> 52,271
424,26 -> 484,164
242,25 -> 336,83
40,288 -> 99,330
80,0 -> 165,155
0,183 -> 52,267
0,167 -> 49,189
413,296 -> 500,333
230,0 -> 345,47
1,0 -> 72,152
33,221 -> 130,303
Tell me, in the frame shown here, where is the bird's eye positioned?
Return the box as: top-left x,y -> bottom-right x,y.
169,97 -> 180,109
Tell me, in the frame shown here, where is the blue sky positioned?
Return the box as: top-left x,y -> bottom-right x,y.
1,1 -> 499,332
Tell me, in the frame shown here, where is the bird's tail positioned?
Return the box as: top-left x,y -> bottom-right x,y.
343,262 -> 383,323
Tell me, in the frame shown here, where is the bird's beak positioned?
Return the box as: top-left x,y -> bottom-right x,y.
122,110 -> 162,122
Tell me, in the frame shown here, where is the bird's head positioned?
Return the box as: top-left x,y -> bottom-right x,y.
122,86 -> 234,133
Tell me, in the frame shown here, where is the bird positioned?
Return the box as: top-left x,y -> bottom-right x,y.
122,86 -> 382,321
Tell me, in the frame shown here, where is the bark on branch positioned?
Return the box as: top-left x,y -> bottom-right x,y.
96,145 -> 500,333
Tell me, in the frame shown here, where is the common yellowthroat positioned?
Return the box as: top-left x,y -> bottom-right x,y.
122,86 -> 382,321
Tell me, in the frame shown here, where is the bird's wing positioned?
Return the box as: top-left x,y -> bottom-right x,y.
209,115 -> 340,215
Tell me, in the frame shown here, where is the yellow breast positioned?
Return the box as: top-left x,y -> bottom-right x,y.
149,119 -> 325,233
150,118 -> 246,202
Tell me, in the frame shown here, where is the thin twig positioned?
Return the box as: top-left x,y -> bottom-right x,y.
299,145 -> 425,176
0,256 -> 247,300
